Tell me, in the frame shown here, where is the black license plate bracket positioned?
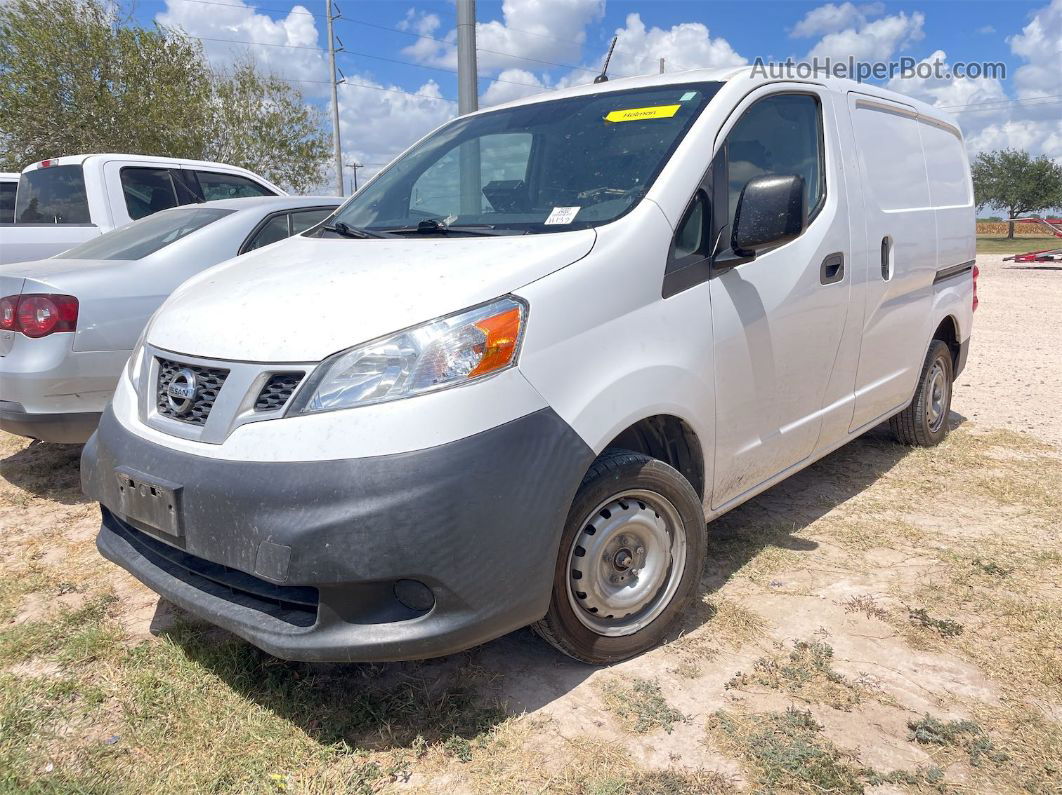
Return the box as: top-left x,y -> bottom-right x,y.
113,466 -> 183,537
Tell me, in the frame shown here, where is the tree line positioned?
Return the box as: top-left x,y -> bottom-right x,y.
0,0 -> 329,192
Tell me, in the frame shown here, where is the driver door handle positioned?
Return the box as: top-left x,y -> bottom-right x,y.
820,252 -> 845,285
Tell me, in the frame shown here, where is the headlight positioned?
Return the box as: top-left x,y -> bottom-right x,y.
293,296 -> 527,414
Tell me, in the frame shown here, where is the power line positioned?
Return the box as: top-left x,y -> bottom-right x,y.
938,94 -> 1062,111
269,73 -> 458,103
158,0 -> 587,52
186,33 -> 552,88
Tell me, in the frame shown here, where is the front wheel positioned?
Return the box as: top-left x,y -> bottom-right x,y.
533,449 -> 706,664
890,339 -> 954,447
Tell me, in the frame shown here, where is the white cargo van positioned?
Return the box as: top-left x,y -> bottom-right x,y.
0,154 -> 284,264
82,67 -> 976,664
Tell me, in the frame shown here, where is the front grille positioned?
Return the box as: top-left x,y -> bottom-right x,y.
107,511 -> 318,628
254,373 -> 303,412
156,357 -> 229,425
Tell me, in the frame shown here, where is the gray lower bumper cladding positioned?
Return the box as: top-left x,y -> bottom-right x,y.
83,407 -> 595,662
0,402 -> 101,444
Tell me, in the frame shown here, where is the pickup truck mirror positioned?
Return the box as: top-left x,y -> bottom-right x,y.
731,174 -> 807,256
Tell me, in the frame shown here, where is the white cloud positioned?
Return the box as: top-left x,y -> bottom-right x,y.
597,13 -> 747,78
157,0 -> 326,88
886,49 -> 1008,109
976,24 -> 996,34
791,2 -> 883,38
334,78 -> 455,185
885,0 -> 1062,162
480,69 -> 552,107
403,0 -> 604,74
805,9 -> 925,61
1009,0 -> 1062,100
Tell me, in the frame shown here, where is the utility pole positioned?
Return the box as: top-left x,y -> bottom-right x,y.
659,57 -> 665,74
345,162 -> 363,195
326,0 -> 343,197
456,0 -> 478,116
456,0 -> 480,215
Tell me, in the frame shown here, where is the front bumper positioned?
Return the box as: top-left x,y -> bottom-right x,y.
0,401 -> 101,443
83,406 -> 595,662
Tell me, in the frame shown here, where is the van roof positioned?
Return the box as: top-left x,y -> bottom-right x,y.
480,65 -> 960,131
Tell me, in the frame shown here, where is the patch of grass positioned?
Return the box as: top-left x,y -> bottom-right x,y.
726,640 -> 868,711
0,593 -> 122,667
709,707 -> 866,793
599,677 -> 686,734
907,607 -> 964,637
976,236 -> 1059,254
711,708 -> 948,794
673,597 -> 767,662
842,594 -> 889,621
582,768 -> 735,794
971,558 -> 1012,577
908,714 -> 1009,767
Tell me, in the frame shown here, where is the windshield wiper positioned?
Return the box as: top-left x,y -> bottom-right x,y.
383,219 -> 517,236
320,221 -> 384,239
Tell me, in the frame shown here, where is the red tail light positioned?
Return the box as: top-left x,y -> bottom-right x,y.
0,295 -> 17,331
972,264 -> 979,312
0,294 -> 78,337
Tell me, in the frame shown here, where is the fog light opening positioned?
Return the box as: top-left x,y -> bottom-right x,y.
394,579 -> 435,612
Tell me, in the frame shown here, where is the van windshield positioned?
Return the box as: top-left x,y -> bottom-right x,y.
55,207 -> 233,261
327,82 -> 723,235
14,165 -> 91,224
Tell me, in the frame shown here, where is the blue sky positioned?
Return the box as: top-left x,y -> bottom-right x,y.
127,0 -> 1062,187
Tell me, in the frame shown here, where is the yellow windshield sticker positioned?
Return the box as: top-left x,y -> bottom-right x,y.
604,104 -> 681,123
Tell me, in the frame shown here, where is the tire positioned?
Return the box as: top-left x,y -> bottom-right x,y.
890,339 -> 954,447
532,449 -> 706,664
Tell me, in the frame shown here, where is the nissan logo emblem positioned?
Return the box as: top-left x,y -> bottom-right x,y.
166,368 -> 198,415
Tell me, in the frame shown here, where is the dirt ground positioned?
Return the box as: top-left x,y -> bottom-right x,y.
0,253 -> 1059,793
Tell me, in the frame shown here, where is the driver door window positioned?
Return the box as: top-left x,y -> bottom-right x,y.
721,94 -> 825,247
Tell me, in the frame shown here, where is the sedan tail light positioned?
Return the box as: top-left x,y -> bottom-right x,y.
0,294 -> 79,337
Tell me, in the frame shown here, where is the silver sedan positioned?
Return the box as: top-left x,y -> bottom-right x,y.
0,195 -> 342,443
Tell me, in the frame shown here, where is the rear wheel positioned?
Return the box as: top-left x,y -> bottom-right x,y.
890,339 -> 954,446
533,449 -> 706,664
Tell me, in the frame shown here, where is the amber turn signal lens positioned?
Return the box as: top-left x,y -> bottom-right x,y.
469,307 -> 522,378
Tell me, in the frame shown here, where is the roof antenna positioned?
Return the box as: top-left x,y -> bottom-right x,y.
594,36 -> 618,83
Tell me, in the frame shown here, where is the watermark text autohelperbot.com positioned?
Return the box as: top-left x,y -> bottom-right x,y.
751,56 -> 1006,83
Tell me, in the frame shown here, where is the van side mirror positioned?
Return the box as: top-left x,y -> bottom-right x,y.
731,174 -> 807,256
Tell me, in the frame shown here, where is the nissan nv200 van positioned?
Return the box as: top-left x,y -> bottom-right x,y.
82,66 -> 976,664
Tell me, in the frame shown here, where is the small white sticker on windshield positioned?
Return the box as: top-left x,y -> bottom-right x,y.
679,91 -> 696,101
545,206 -> 580,225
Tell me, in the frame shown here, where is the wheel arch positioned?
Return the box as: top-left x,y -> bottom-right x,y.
931,314 -> 961,375
599,414 -> 706,500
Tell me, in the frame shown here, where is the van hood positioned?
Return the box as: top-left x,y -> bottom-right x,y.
148,230 -> 596,362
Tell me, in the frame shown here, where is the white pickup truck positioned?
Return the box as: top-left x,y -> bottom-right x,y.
0,154 -> 286,264
0,173 -> 16,223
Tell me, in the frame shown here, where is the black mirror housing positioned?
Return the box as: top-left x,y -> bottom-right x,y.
731,174 -> 807,255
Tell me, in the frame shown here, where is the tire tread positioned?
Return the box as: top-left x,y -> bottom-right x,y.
532,448 -> 704,664
890,339 -> 953,447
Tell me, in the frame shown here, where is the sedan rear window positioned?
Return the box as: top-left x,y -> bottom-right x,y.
55,207 -> 233,261
14,165 -> 91,224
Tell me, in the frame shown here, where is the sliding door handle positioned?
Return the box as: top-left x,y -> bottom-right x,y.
820,252 -> 845,285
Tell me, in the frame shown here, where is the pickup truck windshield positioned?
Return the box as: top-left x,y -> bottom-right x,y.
14,165 -> 91,224
328,81 -> 723,235
55,207 -> 233,261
